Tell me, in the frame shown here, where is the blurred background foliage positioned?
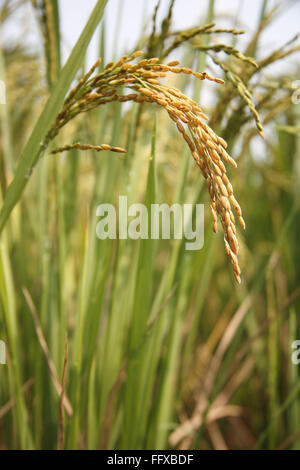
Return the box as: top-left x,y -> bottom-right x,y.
0,0 -> 299,450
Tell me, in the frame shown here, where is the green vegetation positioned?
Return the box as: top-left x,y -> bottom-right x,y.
0,0 -> 299,450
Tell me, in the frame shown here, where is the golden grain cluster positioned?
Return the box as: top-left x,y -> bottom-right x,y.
45,51 -> 245,282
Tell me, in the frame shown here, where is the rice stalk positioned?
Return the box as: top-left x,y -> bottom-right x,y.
1,0 -> 299,451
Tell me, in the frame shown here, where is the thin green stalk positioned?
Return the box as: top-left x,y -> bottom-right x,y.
68,220 -> 90,449
122,121 -> 157,449
0,192 -> 32,448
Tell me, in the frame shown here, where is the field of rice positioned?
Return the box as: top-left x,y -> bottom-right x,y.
0,0 -> 299,450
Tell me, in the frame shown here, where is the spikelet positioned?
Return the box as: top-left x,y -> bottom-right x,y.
32,0 -> 59,86
51,143 -> 126,154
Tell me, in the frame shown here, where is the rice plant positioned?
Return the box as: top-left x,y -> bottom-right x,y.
0,0 -> 299,451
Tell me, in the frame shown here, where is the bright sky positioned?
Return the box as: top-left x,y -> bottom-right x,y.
1,0 -> 299,163
3,0 -> 300,68
58,0 -> 300,65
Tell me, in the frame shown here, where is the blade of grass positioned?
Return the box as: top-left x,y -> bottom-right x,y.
0,0 -> 108,234
68,215 -> 90,449
122,120 -> 157,449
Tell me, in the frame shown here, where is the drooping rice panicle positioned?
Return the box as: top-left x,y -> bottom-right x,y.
44,51 -> 252,283
210,54 -> 265,138
193,43 -> 258,68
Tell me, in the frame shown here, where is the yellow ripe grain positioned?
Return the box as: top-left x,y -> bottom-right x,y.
228,156 -> 238,168
100,144 -> 112,150
139,87 -> 153,97
230,195 -> 242,216
224,211 -> 231,226
131,51 -> 144,59
220,196 -> 230,211
239,216 -> 246,230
